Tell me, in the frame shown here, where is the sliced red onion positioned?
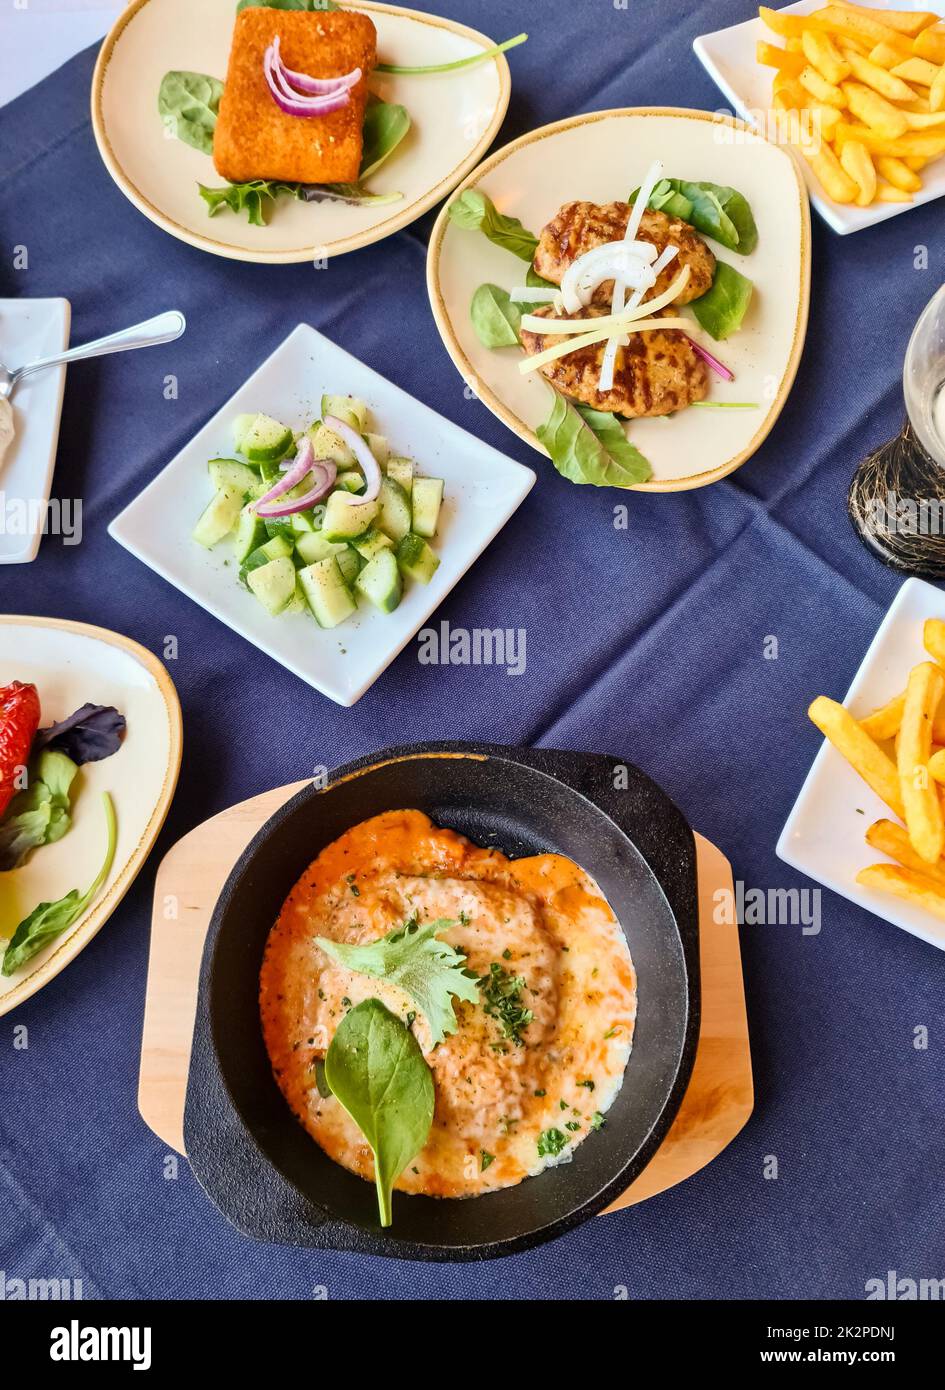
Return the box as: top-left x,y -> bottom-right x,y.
324,416 -> 382,504
255,462 -> 337,517
685,335 -> 734,382
272,35 -> 361,95
254,437 -> 316,509
263,44 -> 351,117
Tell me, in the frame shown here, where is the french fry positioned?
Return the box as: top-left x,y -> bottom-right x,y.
800,133 -> 860,200
877,179 -> 913,201
845,50 -> 918,101
809,696 -> 905,817
860,692 -> 905,740
905,109 -> 945,128
786,36 -> 804,54
818,6 -> 911,51
891,56 -> 940,86
924,618 -> 945,664
871,39 -> 910,70
856,863 -> 945,919
840,138 -> 877,204
843,81 -> 910,137
811,100 -> 843,135
801,64 -> 848,106
759,6 -> 811,39
834,122 -> 945,156
906,155 -> 929,169
772,79 -> 809,112
757,40 -> 806,75
876,154 -> 923,191
914,23 -> 945,66
836,5 -> 940,41
930,64 -> 945,111
802,27 -> 851,85
865,820 -> 945,889
897,662 -> 945,862
930,748 -> 945,783
838,35 -> 873,58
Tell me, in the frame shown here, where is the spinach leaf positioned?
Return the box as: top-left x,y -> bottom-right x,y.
0,750 -> 77,872
2,794 -> 117,976
448,189 -> 538,262
34,704 -> 125,765
157,71 -> 224,155
324,999 -> 434,1227
630,178 -> 758,255
199,179 -> 302,226
316,917 -> 479,1046
359,100 -> 411,181
537,394 -> 652,488
236,0 -> 339,11
690,261 -> 754,341
470,283 -> 521,348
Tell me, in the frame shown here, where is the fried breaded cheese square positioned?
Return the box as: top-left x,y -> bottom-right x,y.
213,8 -> 377,185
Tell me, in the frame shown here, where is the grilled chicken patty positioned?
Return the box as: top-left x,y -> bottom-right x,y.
520,306 -> 709,419
533,201 -> 716,307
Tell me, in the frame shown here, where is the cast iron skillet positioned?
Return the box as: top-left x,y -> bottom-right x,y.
184,742 -> 700,1261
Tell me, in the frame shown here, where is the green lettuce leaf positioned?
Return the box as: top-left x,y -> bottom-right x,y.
0,750 -> 77,872
447,189 -> 538,261
630,178 -> 758,255
157,71 -> 223,155
537,394 -> 652,488
316,917 -> 480,1046
470,283 -> 522,348
690,261 -> 754,341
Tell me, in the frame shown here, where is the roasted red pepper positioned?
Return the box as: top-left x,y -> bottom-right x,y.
0,682 -> 41,819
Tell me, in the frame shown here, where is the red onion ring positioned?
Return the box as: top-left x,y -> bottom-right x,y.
263,44 -> 351,117
255,461 -> 337,518
254,437 -> 316,509
272,35 -> 361,95
685,335 -> 734,382
324,416 -> 382,504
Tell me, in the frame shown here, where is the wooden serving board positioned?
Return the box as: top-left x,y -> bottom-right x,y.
139,783 -> 753,1212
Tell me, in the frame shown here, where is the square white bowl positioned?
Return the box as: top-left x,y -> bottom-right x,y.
108,323 -> 536,706
778,576 -> 945,952
693,0 -> 945,235
0,297 -> 71,564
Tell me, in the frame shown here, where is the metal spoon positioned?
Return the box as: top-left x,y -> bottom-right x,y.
0,309 -> 186,402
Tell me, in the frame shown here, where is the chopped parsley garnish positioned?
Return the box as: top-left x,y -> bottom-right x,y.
578,1079 -> 595,1091
480,1150 -> 495,1171
478,961 -> 533,1045
559,1099 -> 569,1111
603,1026 -> 620,1039
565,1121 -> 581,1132
534,1088 -> 546,1097
537,1127 -> 568,1158
502,948 -> 512,960
590,1111 -> 605,1130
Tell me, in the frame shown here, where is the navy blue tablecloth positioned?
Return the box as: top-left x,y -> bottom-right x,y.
1,0 -> 943,1300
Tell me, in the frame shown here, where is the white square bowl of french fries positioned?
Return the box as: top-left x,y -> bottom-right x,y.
695,2 -> 945,233
779,576 -> 945,951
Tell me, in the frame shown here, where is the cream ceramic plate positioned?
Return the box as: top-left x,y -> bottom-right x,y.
427,107 -> 812,491
0,618 -> 182,1016
91,0 -> 512,263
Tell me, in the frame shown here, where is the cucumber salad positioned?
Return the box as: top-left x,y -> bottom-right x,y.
192,395 -> 444,630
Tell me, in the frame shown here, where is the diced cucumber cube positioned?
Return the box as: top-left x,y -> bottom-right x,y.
355,548 -> 402,613
308,422 -> 356,468
336,547 -> 362,585
233,505 -> 267,565
294,532 -> 347,566
260,535 -> 294,561
365,433 -> 389,466
336,471 -> 366,495
376,476 -> 411,543
299,558 -> 357,629
193,485 -> 244,548
322,491 -> 378,542
396,533 -> 440,584
239,413 -> 294,465
354,528 -> 394,562
263,517 -> 295,543
411,477 -> 444,538
209,458 -> 262,495
321,394 -> 368,432
247,556 -> 297,615
385,456 -> 414,499
232,413 -> 257,452
290,509 -> 318,534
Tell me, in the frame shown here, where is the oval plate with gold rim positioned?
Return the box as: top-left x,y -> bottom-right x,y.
0,618 -> 182,1017
427,107 -> 812,492
91,0 -> 512,265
